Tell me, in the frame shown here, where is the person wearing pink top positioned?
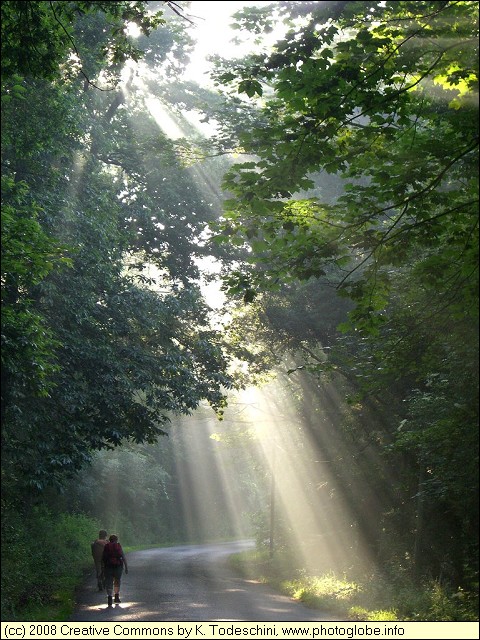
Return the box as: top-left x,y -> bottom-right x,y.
102,533 -> 128,606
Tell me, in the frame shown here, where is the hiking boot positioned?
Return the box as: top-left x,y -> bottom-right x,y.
114,594 -> 121,603
107,595 -> 113,607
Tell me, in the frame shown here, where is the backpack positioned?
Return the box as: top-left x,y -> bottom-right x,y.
103,542 -> 123,567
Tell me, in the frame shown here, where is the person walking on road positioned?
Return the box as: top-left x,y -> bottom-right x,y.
91,530 -> 108,591
102,533 -> 128,606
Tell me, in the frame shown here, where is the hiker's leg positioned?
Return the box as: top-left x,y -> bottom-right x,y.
94,559 -> 103,590
113,567 -> 122,602
104,567 -> 114,597
113,567 -> 122,595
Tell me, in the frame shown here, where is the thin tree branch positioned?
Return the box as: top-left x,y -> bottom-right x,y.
48,1 -> 117,91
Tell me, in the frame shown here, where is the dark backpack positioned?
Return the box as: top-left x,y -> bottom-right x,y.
103,542 -> 123,567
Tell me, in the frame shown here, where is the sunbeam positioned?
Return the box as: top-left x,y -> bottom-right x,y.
166,407 -> 260,544
144,96 -> 186,140
196,374 -> 392,578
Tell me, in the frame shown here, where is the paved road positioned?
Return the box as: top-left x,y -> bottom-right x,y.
70,540 -> 337,622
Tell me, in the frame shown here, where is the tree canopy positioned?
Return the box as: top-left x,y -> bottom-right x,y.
209,1 -> 478,314
1,1 -> 234,497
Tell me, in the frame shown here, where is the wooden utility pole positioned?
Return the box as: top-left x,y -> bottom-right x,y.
269,443 -> 276,559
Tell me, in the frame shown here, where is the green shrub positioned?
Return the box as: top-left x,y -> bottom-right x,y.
1,506 -> 99,621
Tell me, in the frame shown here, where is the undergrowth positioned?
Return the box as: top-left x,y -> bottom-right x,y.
229,549 -> 479,622
1,506 -> 99,621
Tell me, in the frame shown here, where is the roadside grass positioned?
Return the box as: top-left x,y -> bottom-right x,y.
8,573 -> 84,622
1,508 -> 99,622
229,549 -> 479,622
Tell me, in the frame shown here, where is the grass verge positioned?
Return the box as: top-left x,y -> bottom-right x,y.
229,549 -> 479,622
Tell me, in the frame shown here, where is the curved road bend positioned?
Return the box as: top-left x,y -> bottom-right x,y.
70,540 -> 337,622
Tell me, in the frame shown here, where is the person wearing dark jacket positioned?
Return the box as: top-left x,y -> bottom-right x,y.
102,534 -> 128,606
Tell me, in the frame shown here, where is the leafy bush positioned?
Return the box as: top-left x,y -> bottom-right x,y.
1,506 -> 99,621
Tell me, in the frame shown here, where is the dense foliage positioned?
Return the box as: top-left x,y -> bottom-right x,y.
199,0 -> 478,589
1,1 -> 233,499
1,506 -> 99,620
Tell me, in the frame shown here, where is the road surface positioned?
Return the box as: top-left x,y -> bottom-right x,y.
70,540 -> 337,622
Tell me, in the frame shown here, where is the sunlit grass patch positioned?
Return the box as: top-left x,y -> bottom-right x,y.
282,573 -> 372,615
348,606 -> 398,621
16,577 -> 78,622
286,573 -> 359,601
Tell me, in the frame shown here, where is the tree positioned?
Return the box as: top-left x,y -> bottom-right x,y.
1,176 -> 71,427
1,2 -> 236,499
1,1 -> 168,437
208,1 -> 478,319
1,1 -> 165,83
201,0 -> 478,585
